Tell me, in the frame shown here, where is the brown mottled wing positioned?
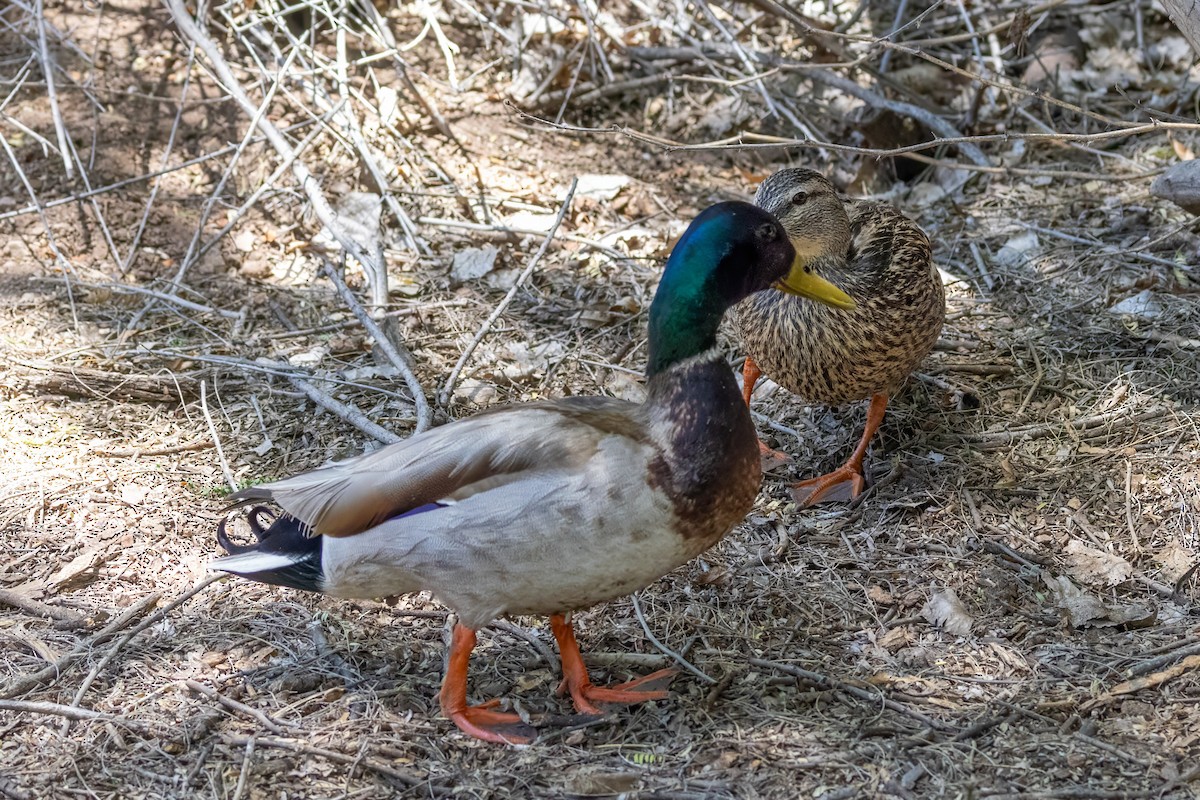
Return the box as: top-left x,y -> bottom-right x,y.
229,396 -> 646,537
844,200 -> 931,287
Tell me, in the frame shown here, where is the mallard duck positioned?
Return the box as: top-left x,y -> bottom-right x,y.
732,168 -> 945,506
211,201 -> 854,745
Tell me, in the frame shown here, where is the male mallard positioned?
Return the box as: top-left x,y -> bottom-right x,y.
211,201 -> 854,744
732,168 -> 945,506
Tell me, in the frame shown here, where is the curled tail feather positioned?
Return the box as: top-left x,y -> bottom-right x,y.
212,507 -> 323,593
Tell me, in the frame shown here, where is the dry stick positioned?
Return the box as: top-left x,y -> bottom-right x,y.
438,178 -> 579,408
1018,222 -> 1188,272
960,407 -> 1170,445
611,43 -> 989,166
320,260 -> 431,434
331,29 -> 421,256
520,109 -> 1180,177
0,119 -> 320,224
164,0 -> 391,310
172,44 -> 302,288
0,699 -> 161,731
1124,641 -> 1200,680
489,620 -> 557,668
230,737 -> 255,800
0,127 -> 79,331
91,439 -> 213,458
262,299 -> 472,341
221,734 -> 432,788
133,350 -> 418,407
119,44 -> 195,276
31,0 -> 71,178
92,281 -> 242,320
62,121 -> 122,270
286,374 -> 402,445
0,591 -> 160,699
182,680 -> 299,735
748,658 -> 952,732
630,593 -> 716,685
417,214 -> 630,263
0,588 -> 87,629
809,68 -> 989,167
200,381 -> 236,492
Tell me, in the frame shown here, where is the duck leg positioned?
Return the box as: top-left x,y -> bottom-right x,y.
550,614 -> 677,716
791,393 -> 888,507
741,358 -> 791,471
438,623 -> 536,744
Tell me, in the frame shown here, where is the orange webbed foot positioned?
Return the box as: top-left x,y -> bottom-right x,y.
557,667 -> 679,716
790,464 -> 866,507
550,614 -> 678,717
444,701 -> 536,744
439,623 -> 536,744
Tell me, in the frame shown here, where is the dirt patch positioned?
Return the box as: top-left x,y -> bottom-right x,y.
2,1 -> 1199,798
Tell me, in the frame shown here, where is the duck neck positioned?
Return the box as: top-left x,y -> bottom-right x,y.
645,292 -> 724,380
644,350 -> 761,541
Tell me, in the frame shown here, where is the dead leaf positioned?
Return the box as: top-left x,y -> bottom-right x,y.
1154,541 -> 1195,583
878,626 -> 913,652
922,589 -> 973,636
576,173 -> 631,201
868,585 -> 895,606
233,229 -> 257,252
48,546 -> 108,589
1041,573 -> 1155,629
564,770 -> 641,796
451,246 -> 499,282
494,341 -> 565,384
1063,539 -> 1132,586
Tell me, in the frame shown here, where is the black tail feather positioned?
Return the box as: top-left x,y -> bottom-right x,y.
214,507 -> 323,592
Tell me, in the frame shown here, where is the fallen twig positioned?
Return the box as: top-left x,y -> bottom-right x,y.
164,0 -> 395,302
0,699 -> 158,730
438,178 -> 579,407
219,734 -> 435,787
320,259 -> 431,434
631,593 -> 715,685
749,657 -> 952,732
31,0 -> 71,179
91,439 -> 214,458
285,373 -> 402,445
0,588 -> 87,629
960,407 -> 1171,447
200,381 -> 236,492
183,680 -> 300,735
0,592 -> 161,699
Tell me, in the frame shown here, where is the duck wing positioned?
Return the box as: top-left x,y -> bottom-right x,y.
227,396 -> 648,538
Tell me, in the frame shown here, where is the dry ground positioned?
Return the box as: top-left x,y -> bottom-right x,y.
2,1 -> 1200,798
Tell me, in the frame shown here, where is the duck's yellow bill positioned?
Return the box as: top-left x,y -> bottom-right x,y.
773,260 -> 856,310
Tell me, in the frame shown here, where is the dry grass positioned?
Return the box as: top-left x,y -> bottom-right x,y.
2,0 -> 1200,797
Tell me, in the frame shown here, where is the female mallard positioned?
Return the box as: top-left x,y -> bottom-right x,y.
732,168 -> 945,506
211,201 -> 854,744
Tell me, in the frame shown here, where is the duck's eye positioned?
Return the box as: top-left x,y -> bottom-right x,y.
755,223 -> 777,241
791,191 -> 809,206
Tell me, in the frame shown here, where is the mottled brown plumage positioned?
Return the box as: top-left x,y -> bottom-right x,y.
732,168 -> 946,505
